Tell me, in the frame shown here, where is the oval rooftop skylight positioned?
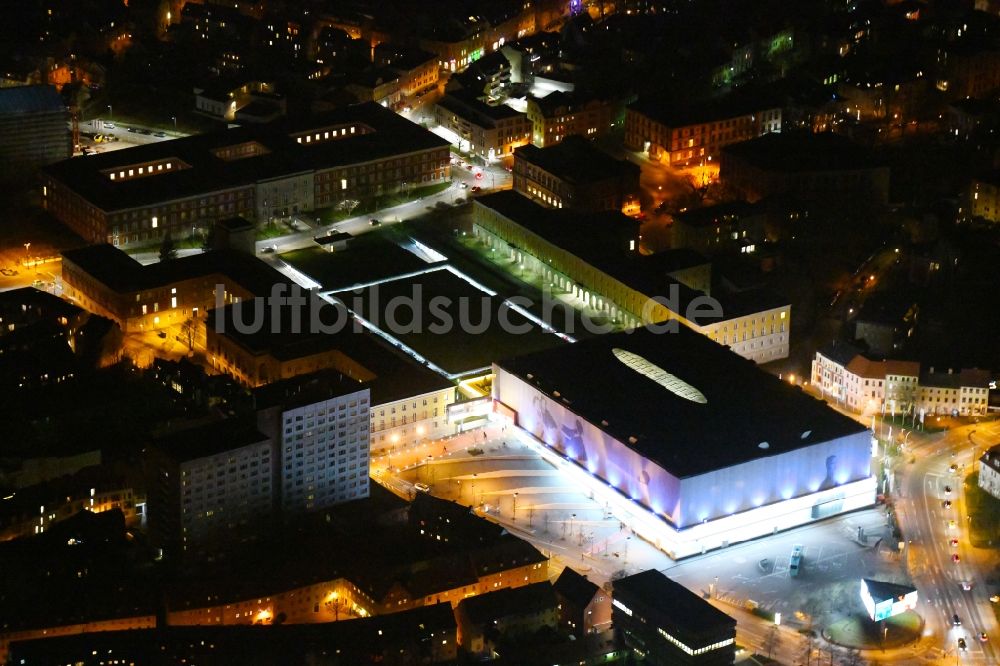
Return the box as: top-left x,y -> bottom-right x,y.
612,348 -> 708,404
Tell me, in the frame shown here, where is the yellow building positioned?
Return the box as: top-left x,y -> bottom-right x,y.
473,192 -> 791,363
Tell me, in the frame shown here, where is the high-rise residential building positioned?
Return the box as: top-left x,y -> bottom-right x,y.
147,420 -> 276,555
254,372 -> 371,513
0,85 -> 71,181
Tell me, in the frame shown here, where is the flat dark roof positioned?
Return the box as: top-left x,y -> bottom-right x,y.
43,102 -> 449,212
252,369 -> 369,412
475,192 -> 787,323
721,132 -> 885,172
862,578 -> 916,601
495,326 -> 867,478
332,266 -> 566,377
437,91 -> 524,126
514,135 -> 639,186
614,569 -> 735,631
674,200 -> 764,228
0,84 -> 65,115
152,418 -> 271,462
62,244 -> 291,296
629,89 -> 780,128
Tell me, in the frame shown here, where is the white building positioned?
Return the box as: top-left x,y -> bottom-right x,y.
255,373 -> 371,513
917,368 -> 991,417
812,344 -> 989,417
978,445 -> 1000,500
494,327 -> 875,560
812,343 -> 919,414
148,420 -> 276,555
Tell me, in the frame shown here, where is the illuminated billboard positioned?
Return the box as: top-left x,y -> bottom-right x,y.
860,578 -> 918,621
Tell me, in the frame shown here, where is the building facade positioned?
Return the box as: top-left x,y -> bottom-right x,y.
512,136 -> 640,213
978,445 -> 1000,500
0,85 -> 71,181
613,570 -> 737,665
147,421 -> 276,555
473,193 -> 791,363
435,92 -> 531,161
42,103 -> 450,247
811,345 -> 990,417
254,376 -> 371,513
525,92 -> 615,147
60,244 -> 287,333
625,99 -> 781,166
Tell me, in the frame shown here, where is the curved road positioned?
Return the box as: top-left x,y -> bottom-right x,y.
895,419 -> 1000,664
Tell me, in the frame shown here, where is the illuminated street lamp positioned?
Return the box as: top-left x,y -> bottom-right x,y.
512,492 -> 518,521
107,104 -> 112,121
171,116 -> 177,129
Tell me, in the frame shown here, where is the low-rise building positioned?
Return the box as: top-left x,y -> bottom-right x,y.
811,344 -> 989,417
473,191 -> 791,363
978,444 -> 1000,500
0,464 -> 144,541
613,569 -> 737,665
194,80 -> 283,123
435,91 -> 531,161
625,95 -> 781,166
375,45 -> 439,97
917,368 -> 991,417
10,604 -> 458,665
449,50 -> 512,101
512,135 -> 640,213
525,91 -> 615,147
205,300 -> 375,388
42,102 -> 450,246
553,566 -> 611,637
964,171 -> 1000,224
720,132 -> 890,207
671,201 -> 768,256
455,582 -> 559,656
61,243 -> 290,333
345,68 -> 403,109
811,343 -> 920,414
207,302 -> 456,449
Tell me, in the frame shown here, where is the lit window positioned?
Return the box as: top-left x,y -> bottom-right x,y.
341,178 -> 347,190
151,216 -> 158,229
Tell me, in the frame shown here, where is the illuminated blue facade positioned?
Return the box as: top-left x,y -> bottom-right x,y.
494,367 -> 873,531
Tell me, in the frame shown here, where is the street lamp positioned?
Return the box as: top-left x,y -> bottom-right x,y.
512,492 -> 518,521
171,116 -> 177,129
107,104 -> 112,121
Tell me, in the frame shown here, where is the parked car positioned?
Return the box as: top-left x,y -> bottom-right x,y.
260,244 -> 277,254
104,122 -> 115,129
369,218 -> 381,226
153,131 -> 166,138
414,482 -> 430,493
958,637 -> 967,651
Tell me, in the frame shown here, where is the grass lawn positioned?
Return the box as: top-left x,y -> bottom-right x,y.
964,472 -> 1000,547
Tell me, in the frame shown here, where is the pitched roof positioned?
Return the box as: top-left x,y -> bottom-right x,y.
458,582 -> 556,625
553,567 -> 600,608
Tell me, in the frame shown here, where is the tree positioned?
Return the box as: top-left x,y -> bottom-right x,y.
159,231 -> 177,262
